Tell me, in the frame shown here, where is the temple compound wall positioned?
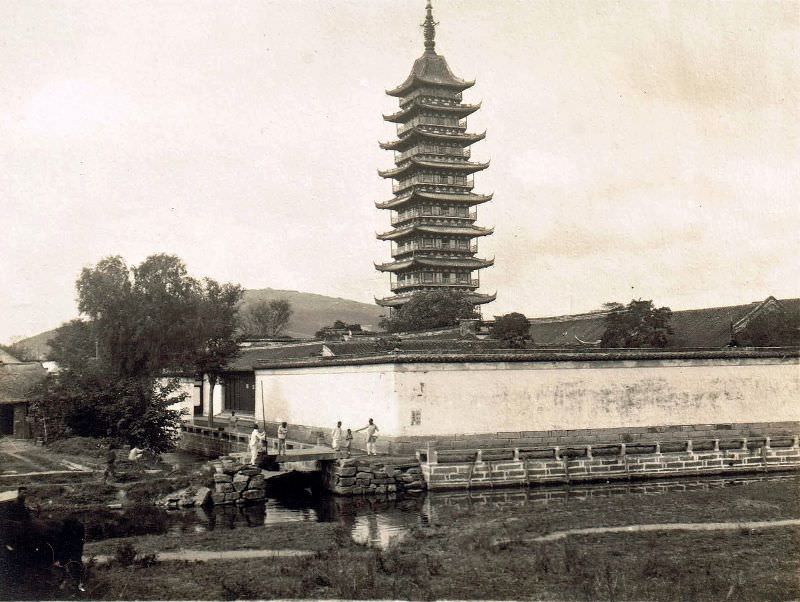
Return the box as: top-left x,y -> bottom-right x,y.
252,353 -> 799,454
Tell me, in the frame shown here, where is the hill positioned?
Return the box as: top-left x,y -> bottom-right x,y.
12,289 -> 385,359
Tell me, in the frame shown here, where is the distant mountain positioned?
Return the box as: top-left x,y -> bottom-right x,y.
241,288 -> 384,339
13,289 -> 385,360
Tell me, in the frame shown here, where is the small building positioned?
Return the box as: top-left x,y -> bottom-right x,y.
0,353 -> 47,439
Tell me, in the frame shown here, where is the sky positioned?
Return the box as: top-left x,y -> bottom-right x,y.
1,0 -> 798,342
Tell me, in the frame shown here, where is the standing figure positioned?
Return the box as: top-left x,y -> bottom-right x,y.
248,423 -> 265,465
103,441 -> 116,483
229,410 -> 239,433
331,421 -> 343,455
277,421 -> 288,456
356,418 -> 379,456
344,429 -> 353,458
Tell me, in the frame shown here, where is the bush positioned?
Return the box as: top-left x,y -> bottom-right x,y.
492,312 -> 531,348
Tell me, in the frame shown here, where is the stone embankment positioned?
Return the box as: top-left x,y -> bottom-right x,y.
209,456 -> 266,505
421,435 -> 800,490
322,457 -> 425,496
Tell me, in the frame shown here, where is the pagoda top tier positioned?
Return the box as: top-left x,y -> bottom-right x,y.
386,2 -> 474,97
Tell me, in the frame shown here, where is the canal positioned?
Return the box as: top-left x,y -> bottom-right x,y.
77,471 -> 800,549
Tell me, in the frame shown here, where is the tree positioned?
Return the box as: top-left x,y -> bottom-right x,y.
492,312 -> 531,348
314,321 -> 363,339
242,298 -> 293,338
380,290 -> 477,333
41,254 -> 243,442
600,299 -> 673,348
738,307 -> 800,347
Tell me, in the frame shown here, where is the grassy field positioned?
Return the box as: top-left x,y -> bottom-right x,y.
71,477 -> 800,600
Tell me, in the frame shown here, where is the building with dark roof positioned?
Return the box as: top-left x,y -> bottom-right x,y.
375,1 -> 495,309
0,353 -> 46,438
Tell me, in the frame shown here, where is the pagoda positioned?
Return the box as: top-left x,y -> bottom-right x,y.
375,0 -> 495,309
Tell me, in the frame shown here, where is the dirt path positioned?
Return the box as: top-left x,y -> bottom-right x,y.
496,518 -> 800,545
88,549 -> 314,564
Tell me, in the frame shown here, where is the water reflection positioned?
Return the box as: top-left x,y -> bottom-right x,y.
99,472 -> 799,549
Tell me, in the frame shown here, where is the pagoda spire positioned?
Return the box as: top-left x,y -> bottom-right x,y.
422,0 -> 437,53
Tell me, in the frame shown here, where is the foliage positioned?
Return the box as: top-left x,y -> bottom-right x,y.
314,320 -> 363,339
73,254 -> 243,377
240,298 -> 293,338
380,290 -> 477,333
0,341 -> 39,361
737,307 -> 800,347
492,312 -> 531,348
36,254 -> 240,447
29,371 -> 185,451
600,299 -> 673,348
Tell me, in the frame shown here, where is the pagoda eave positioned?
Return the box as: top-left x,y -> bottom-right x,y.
378,159 -> 490,179
377,224 -> 494,241
376,191 -> 493,210
386,77 -> 475,98
383,101 -> 482,123
375,257 -> 494,273
376,291 -> 497,308
379,129 -> 486,151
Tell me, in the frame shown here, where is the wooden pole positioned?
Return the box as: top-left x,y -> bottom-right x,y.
259,381 -> 267,438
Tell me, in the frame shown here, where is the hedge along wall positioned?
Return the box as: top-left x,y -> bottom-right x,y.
253,354 -> 800,453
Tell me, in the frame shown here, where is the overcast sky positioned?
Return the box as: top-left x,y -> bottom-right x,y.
1,0 -> 798,342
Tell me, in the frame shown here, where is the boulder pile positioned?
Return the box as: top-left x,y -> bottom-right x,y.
155,486 -> 211,509
210,456 -> 266,505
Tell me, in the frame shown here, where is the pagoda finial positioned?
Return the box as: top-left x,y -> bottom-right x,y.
422,0 -> 438,53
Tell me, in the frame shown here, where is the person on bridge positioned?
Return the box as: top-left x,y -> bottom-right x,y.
356,419 -> 379,456
248,423 -> 265,465
277,422 -> 287,456
331,421 -> 343,455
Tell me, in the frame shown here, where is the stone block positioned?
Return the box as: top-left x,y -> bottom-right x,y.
238,467 -> 261,477
210,492 -> 227,505
356,472 -> 373,479
374,485 -> 387,494
386,484 -> 397,493
356,479 -> 370,487
213,473 -> 233,483
337,467 -> 357,477
194,486 -> 211,507
215,483 -> 235,494
338,458 -> 359,467
338,477 -> 356,487
241,489 -> 265,501
247,475 -> 265,489
372,470 -> 388,479
335,486 -> 355,495
224,492 -> 240,502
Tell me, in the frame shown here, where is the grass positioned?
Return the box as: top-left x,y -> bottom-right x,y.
67,478 -> 800,600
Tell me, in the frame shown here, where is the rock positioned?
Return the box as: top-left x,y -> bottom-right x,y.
213,474 -> 233,483
356,479 -> 370,487
338,458 -> 359,467
194,486 -> 211,507
241,489 -> 265,501
386,484 -> 397,493
233,480 -> 249,493
179,499 -> 195,508
211,492 -> 227,505
238,467 -> 261,477
407,480 -> 425,489
372,471 -> 388,479
356,472 -> 372,480
335,486 -> 354,495
352,487 -> 365,495
374,485 -> 387,494
215,483 -> 235,494
247,474 -> 265,489
400,473 -> 415,483
224,492 -> 240,502
338,477 -> 356,487
337,467 -> 357,477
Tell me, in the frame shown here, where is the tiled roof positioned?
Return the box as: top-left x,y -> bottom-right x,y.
528,297 -> 800,348
0,362 -> 47,404
386,52 -> 474,97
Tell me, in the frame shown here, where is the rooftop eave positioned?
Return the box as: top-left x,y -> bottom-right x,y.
378,158 -> 490,179
377,224 -> 495,240
386,76 -> 475,98
382,101 -> 482,123
375,191 -> 494,210
379,129 -> 486,151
